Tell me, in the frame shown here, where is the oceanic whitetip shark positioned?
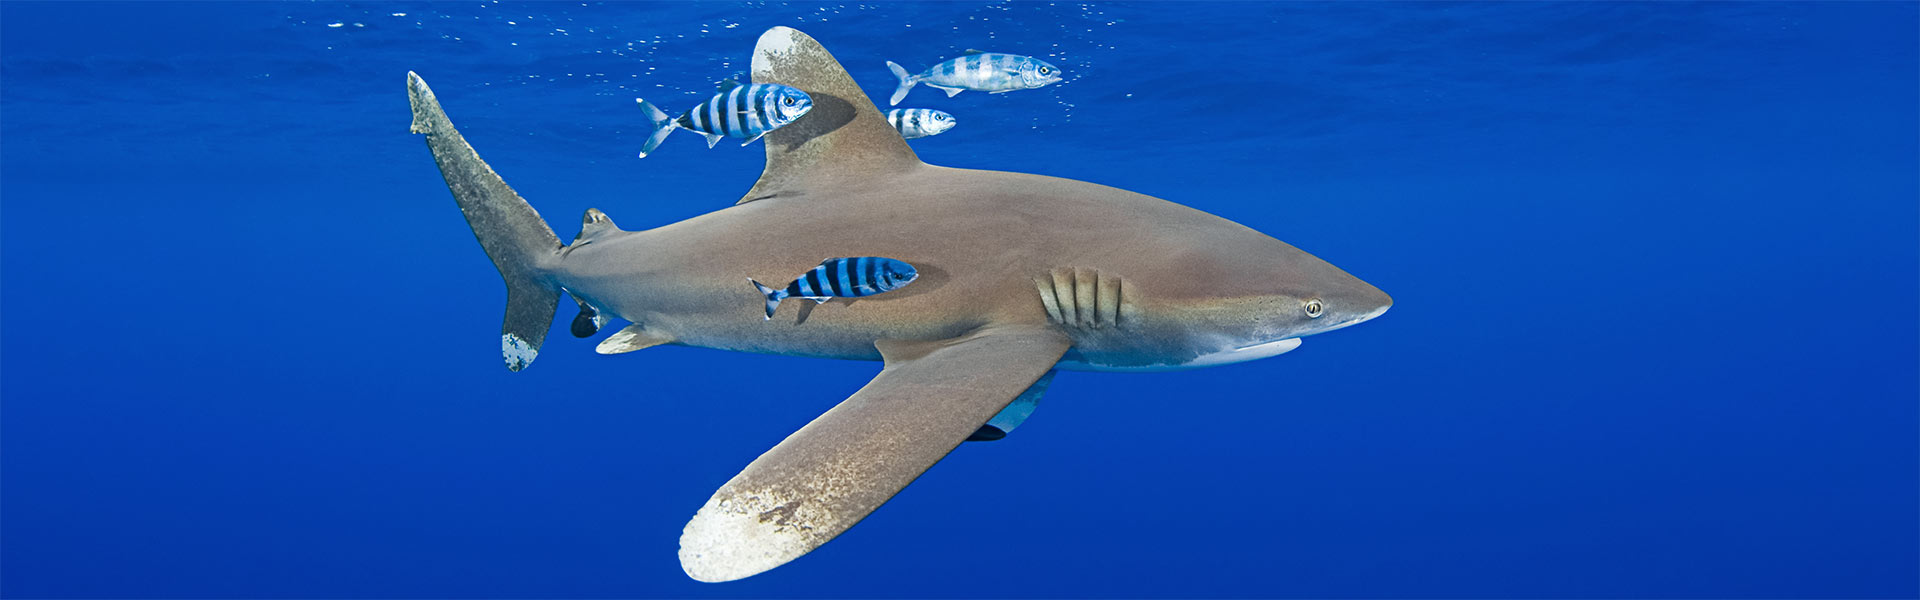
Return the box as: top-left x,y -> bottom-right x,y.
408,27 -> 1391,583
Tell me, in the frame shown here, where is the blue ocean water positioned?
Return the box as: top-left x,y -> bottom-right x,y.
3,1 -> 1915,597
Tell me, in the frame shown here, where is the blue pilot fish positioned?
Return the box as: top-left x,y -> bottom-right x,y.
635,81 -> 812,158
885,51 -> 1063,106
885,108 -> 957,140
749,257 -> 919,320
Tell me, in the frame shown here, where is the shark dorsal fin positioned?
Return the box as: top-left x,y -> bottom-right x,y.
738,27 -> 920,205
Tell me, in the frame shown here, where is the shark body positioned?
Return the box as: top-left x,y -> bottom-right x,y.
410,27 -> 1390,582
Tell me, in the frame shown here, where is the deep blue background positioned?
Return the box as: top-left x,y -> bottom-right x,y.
4,2 -> 1915,598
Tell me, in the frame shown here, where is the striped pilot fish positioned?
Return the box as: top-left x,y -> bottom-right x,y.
885,50 -> 1062,106
749,257 -> 919,320
885,108 -> 958,140
634,81 -> 812,158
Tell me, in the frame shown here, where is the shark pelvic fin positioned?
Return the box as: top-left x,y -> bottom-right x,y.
678,325 -> 1071,582
739,27 -> 921,205
569,294 -> 609,338
596,325 -> 673,355
969,369 -> 1056,441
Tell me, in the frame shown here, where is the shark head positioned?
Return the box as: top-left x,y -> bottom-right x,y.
1158,232 -> 1390,367
1054,216 -> 1391,372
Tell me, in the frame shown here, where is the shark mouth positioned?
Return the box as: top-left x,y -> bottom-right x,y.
1300,303 -> 1392,338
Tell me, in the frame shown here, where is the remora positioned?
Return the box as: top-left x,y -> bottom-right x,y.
408,26 -> 1392,583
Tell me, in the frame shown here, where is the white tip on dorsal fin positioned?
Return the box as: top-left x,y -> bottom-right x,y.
738,27 -> 921,206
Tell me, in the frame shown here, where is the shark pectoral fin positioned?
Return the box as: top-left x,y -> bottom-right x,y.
595,325 -> 673,355
739,27 -> 922,205
969,369 -> 1056,442
677,325 -> 1071,582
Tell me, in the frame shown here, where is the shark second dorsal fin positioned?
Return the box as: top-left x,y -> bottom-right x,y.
574,208 -> 620,244
738,27 -> 920,205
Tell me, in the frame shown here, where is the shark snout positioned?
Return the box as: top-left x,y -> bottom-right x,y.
1309,280 -> 1391,336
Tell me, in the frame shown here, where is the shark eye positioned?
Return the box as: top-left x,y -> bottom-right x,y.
783,96 -> 796,107
1304,299 -> 1325,319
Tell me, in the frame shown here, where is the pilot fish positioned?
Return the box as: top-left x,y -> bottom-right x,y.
635,81 -> 812,158
885,51 -> 1063,106
885,108 -> 957,140
749,257 -> 919,320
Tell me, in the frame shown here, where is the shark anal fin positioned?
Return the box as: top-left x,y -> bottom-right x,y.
595,325 -> 673,355
966,425 -> 1007,441
740,27 -> 921,205
678,325 -> 1071,582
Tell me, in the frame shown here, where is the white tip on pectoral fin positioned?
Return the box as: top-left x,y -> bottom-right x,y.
678,325 -> 1072,581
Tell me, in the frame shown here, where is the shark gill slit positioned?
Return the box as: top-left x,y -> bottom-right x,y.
1035,267 -> 1132,329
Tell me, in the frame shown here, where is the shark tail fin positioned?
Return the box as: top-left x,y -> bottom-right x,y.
886,60 -> 915,106
409,71 -> 564,372
749,278 -> 783,320
636,98 -> 676,158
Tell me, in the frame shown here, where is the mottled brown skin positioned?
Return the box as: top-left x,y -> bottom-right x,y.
550,28 -> 1387,371
556,163 -> 1386,370
410,27 -> 1390,583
